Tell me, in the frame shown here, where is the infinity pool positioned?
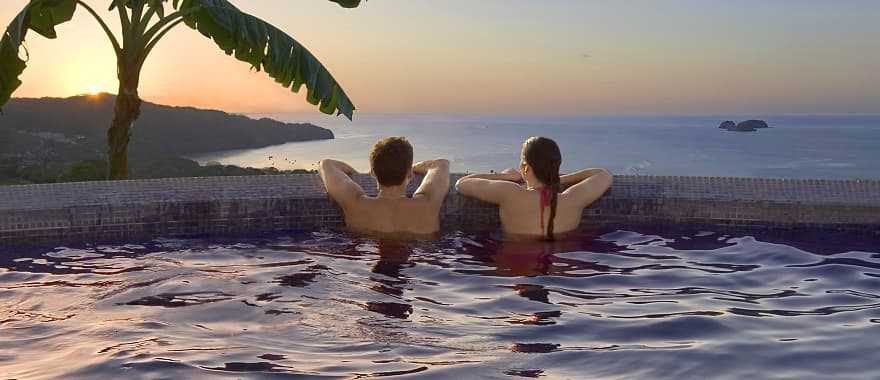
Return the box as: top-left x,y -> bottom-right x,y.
2,226 -> 879,379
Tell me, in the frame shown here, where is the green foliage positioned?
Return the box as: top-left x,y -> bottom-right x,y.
0,157 -> 99,184
0,158 -> 18,179
110,0 -> 168,17
0,155 -> 315,185
1,159 -> 66,184
327,0 -> 363,9
61,159 -> 108,182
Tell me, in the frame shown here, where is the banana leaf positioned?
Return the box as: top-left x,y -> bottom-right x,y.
328,0 -> 362,8
0,0 -> 77,109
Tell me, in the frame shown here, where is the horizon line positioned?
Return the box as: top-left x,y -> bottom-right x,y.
10,94 -> 880,119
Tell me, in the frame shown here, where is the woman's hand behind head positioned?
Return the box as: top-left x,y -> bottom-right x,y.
500,168 -> 523,182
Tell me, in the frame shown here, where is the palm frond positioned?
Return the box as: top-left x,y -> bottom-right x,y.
328,0 -> 362,8
110,0 -> 168,18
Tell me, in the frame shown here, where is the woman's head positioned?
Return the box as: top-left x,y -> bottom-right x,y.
520,137 -> 562,240
520,137 -> 561,187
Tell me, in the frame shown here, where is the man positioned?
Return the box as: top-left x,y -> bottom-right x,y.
318,137 -> 450,236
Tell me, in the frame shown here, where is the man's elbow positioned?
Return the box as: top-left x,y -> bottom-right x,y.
433,159 -> 451,173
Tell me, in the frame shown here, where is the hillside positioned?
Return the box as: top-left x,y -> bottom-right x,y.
0,93 -> 333,158
0,94 -> 333,184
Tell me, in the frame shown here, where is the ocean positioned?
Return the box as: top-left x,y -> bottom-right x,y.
196,114 -> 880,179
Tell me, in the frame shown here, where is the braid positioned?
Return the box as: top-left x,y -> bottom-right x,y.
522,136 -> 563,241
546,169 -> 561,241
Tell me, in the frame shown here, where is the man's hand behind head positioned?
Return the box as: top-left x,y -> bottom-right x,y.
413,159 -> 450,175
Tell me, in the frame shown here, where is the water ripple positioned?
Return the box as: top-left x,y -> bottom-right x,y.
1,226 -> 879,379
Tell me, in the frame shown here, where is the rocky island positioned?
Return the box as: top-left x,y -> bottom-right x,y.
719,119 -> 770,132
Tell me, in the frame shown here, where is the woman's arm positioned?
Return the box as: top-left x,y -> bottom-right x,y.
561,168 -> 613,207
457,170 -> 522,183
455,170 -> 521,204
560,168 -> 609,187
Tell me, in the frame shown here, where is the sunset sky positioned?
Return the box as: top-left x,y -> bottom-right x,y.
2,0 -> 878,115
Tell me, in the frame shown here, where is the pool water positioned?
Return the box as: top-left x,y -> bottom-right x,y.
2,227 -> 879,379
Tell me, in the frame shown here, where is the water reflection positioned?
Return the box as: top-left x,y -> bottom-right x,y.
365,240 -> 415,319
458,232 -> 617,278
2,227 -> 880,379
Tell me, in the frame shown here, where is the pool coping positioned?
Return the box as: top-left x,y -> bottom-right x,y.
1,174 -> 879,247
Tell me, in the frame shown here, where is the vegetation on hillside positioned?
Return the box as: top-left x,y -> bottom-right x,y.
0,156 -> 313,185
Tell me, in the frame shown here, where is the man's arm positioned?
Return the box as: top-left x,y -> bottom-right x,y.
318,159 -> 365,207
412,159 -> 451,205
561,168 -> 613,207
454,170 -> 522,205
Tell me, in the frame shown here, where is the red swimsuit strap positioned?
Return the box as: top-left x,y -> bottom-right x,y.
539,187 -> 551,232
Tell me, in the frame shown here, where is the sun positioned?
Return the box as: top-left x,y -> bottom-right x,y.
87,87 -> 100,96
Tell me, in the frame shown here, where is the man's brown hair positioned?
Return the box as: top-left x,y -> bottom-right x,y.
370,137 -> 414,187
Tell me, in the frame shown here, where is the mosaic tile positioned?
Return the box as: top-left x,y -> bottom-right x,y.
1,174 -> 878,246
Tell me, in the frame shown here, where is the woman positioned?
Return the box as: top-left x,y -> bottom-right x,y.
455,137 -> 612,240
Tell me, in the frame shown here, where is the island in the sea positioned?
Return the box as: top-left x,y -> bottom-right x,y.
0,94 -> 333,184
718,119 -> 770,132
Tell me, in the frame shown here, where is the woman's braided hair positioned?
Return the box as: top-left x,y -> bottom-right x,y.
522,137 -> 562,240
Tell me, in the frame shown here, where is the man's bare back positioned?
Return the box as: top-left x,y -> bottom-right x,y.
339,196 -> 441,235
319,158 -> 450,236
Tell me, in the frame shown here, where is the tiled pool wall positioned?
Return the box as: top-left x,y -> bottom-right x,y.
1,174 -> 879,247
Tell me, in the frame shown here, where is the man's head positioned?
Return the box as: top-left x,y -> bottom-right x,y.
370,137 -> 414,187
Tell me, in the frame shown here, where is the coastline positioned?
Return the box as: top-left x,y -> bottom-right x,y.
200,113 -> 880,179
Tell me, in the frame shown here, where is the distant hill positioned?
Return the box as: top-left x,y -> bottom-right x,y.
0,94 -> 333,185
0,93 -> 333,158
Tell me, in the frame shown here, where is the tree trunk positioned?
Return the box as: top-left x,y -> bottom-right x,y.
107,78 -> 141,180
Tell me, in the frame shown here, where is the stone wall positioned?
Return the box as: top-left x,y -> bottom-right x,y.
1,174 -> 879,247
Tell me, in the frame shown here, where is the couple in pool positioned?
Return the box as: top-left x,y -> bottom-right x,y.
318,136 -> 612,240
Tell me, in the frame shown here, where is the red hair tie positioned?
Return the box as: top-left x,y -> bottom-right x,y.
539,187 -> 551,231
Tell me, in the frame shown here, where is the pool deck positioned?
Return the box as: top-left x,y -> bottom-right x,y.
1,174 -> 879,246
